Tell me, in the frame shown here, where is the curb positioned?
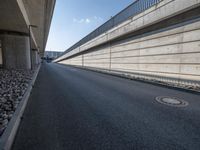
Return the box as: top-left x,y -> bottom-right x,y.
58,64 -> 200,94
0,64 -> 41,150
84,67 -> 200,94
86,67 -> 200,94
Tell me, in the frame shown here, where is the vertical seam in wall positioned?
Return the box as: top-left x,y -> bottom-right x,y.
109,42 -> 111,70
138,38 -> 141,76
82,54 -> 84,67
178,27 -> 185,86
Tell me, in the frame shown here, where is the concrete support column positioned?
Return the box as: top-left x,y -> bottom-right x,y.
36,52 -> 39,64
31,50 -> 38,67
37,53 -> 41,64
0,40 -> 3,67
2,34 -> 31,69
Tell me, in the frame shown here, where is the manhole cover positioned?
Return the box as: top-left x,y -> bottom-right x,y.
156,96 -> 188,107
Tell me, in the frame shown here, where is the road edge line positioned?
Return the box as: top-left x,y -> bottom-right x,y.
0,64 -> 41,150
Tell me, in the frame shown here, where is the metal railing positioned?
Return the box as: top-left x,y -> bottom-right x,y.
62,0 -> 162,56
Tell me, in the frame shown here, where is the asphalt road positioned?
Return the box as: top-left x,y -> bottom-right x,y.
12,63 -> 200,150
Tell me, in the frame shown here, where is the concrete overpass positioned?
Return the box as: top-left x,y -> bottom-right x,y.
55,0 -> 200,90
0,0 -> 56,69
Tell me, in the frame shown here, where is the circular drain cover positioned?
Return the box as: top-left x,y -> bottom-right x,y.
156,96 -> 188,107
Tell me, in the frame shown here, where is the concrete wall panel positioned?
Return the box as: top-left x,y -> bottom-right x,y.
59,20 -> 200,86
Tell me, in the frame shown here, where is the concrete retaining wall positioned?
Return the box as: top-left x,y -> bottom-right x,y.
59,19 -> 200,88
56,0 -> 200,61
57,0 -> 200,89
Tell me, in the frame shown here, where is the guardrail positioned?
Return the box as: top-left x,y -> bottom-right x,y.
61,0 -> 162,56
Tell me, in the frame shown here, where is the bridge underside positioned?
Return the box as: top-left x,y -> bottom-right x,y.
0,0 -> 55,69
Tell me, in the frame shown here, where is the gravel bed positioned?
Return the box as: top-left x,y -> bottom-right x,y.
0,69 -> 34,136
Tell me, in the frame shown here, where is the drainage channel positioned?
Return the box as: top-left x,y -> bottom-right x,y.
156,96 -> 189,107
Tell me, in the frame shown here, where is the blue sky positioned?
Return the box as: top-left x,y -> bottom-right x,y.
46,0 -> 134,52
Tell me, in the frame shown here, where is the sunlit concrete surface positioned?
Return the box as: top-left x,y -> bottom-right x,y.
56,0 -> 200,89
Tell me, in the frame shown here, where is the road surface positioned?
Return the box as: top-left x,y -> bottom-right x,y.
12,63 -> 200,150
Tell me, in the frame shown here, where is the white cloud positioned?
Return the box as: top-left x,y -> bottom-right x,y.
85,18 -> 91,24
94,16 -> 103,22
73,16 -> 103,24
73,18 -> 90,24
